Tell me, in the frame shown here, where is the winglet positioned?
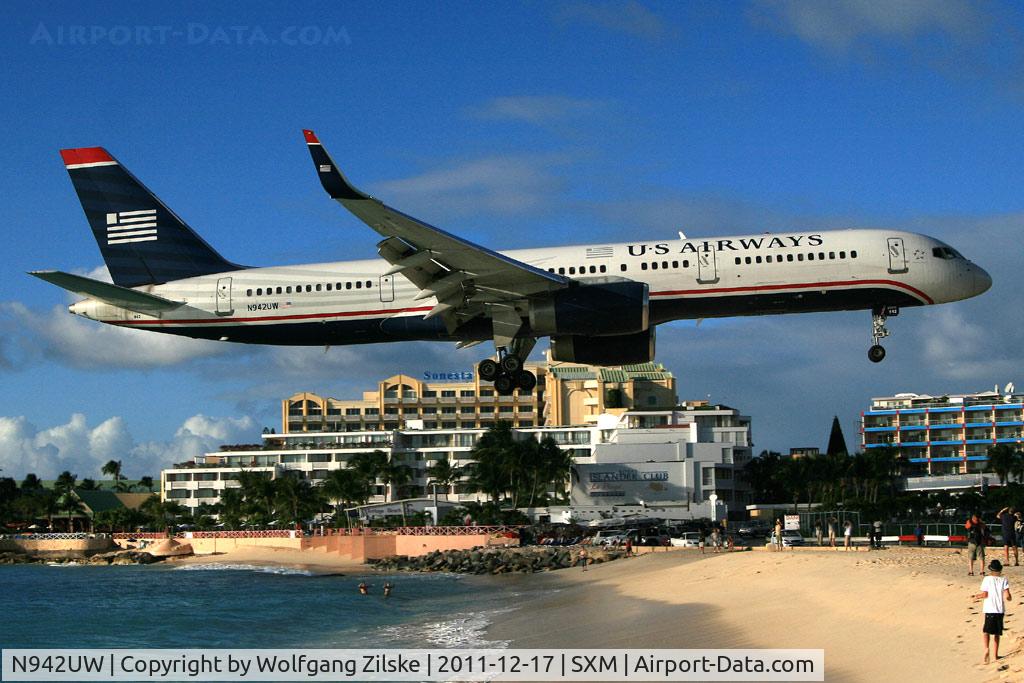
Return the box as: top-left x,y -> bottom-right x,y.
60,147 -> 116,169
302,129 -> 368,201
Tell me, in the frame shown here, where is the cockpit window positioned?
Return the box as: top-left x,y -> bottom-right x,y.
932,246 -> 958,260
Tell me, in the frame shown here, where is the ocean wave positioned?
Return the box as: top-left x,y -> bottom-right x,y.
370,607 -> 516,648
173,563 -> 313,576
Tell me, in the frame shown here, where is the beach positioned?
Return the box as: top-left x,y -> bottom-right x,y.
165,545 -> 367,575
488,547 -> 1021,683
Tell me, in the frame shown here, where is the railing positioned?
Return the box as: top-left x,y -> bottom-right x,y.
184,530 -> 297,539
4,532 -> 107,540
369,525 -> 524,536
112,532 -> 168,540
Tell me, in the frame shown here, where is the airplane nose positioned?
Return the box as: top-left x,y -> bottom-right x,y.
973,266 -> 992,297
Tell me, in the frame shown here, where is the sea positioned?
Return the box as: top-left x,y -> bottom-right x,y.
0,563 -> 525,649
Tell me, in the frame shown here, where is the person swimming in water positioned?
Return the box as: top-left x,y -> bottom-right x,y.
383,582 -> 393,597
358,582 -> 369,595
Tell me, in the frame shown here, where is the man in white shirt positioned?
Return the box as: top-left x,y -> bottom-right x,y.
975,559 -> 1012,664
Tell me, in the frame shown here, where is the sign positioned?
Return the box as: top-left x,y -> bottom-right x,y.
784,514 -> 800,531
571,462 -> 690,506
422,370 -> 474,382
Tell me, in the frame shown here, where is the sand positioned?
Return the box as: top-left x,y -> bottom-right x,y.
488,547 -> 1024,683
165,545 -> 367,575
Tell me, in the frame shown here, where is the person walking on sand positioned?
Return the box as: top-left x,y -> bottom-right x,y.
578,547 -> 588,572
966,513 -> 989,576
815,522 -> 823,547
843,520 -> 853,550
774,519 -> 784,551
710,527 -> 721,553
624,537 -> 633,558
975,559 -> 1012,664
828,517 -> 837,549
698,528 -> 707,554
997,506 -> 1019,567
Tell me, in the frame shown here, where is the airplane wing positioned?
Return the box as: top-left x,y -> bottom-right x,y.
29,270 -> 185,314
302,129 -> 569,340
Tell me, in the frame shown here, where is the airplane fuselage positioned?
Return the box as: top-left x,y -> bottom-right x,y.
69,228 -> 991,346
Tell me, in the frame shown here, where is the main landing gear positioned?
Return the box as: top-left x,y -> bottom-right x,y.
478,348 -> 537,396
868,306 -> 897,363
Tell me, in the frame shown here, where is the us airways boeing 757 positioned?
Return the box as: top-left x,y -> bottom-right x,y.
32,130 -> 991,394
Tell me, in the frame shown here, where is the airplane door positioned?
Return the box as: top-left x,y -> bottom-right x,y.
887,237 -> 908,274
697,245 -> 719,284
379,274 -> 395,303
216,277 -> 233,315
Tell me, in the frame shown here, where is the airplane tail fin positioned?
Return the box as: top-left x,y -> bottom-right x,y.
59,147 -> 242,287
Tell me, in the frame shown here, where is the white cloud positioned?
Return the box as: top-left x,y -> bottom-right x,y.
0,413 -> 258,480
468,96 -> 605,125
375,153 -> 571,218
751,0 -> 986,52
0,301 -> 234,370
555,1 -> 674,42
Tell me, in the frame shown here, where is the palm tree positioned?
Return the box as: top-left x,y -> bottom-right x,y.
987,444 -> 1019,486
20,473 -> 43,491
137,476 -> 155,493
322,469 -> 370,527
59,492 -> 86,532
425,457 -> 460,499
54,470 -> 77,496
102,460 -> 125,492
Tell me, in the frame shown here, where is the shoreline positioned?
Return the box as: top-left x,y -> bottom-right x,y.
163,546 -> 369,575
486,547 -> 1020,683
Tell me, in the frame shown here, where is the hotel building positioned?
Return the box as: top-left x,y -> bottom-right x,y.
862,389 -> 1024,476
281,353 -> 676,432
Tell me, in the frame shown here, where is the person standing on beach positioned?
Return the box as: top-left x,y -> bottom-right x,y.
966,513 -> 989,576
710,527 -> 721,553
774,519 -> 784,551
975,559 -> 1011,664
1015,512 -> 1024,552
699,528 -> 706,554
828,518 -> 837,549
578,547 -> 588,572
997,507 -> 1019,567
843,520 -> 853,550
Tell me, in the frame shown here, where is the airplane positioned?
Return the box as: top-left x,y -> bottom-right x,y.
32,130 -> 992,395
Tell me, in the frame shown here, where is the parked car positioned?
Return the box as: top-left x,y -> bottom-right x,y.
769,530 -> 805,547
669,532 -> 702,548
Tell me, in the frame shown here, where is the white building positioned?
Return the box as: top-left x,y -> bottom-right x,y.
161,404 -> 752,522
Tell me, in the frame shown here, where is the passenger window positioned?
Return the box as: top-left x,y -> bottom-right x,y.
819,252 -> 825,260
766,255 -> 772,263
641,263 -> 648,270
829,252 -> 835,260
366,281 -> 372,288
651,262 -> 659,270
755,256 -> 762,264
850,250 -> 857,258
305,285 -> 312,292
839,251 -> 846,259
620,264 -> 627,272
797,254 -> 804,261
246,289 -> 252,296
672,261 -> 678,269
599,265 -> 607,273
745,257 -> 752,264
808,253 -> 815,261
356,281 -> 362,289
683,260 -> 689,268
569,267 -> 576,275
345,282 -> 352,290
256,288 -> 262,296
315,284 -> 322,292
558,268 -> 565,275
276,287 -> 282,294
326,283 -> 332,291
735,258 -> 741,265
589,265 -> 596,273
336,283 -> 342,289
286,286 -> 292,294
787,254 -> 794,262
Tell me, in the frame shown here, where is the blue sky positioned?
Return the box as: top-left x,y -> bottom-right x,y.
1,1 -> 1022,479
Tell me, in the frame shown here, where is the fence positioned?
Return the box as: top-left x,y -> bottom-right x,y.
3,532 -> 107,541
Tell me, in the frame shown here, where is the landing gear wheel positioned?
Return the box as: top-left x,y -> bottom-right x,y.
869,308 -> 892,363
868,345 -> 886,363
516,370 -> 537,393
494,374 -> 515,396
478,358 -> 499,382
500,354 -> 522,374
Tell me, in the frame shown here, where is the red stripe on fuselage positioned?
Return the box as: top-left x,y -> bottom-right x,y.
650,279 -> 934,305
111,279 -> 931,327
112,305 -> 435,326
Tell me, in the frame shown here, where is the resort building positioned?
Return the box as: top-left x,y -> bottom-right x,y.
161,404 -> 751,522
282,352 -> 676,432
862,389 -> 1024,476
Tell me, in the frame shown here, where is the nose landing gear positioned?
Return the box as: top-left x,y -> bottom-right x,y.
868,306 -> 897,363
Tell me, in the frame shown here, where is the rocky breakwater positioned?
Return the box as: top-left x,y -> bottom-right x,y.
0,549 -> 162,565
371,545 -> 623,574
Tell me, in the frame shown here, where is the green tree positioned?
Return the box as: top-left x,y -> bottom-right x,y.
102,460 -> 126,492
322,469 -> 370,526
20,473 -> 43,491
987,444 -> 1019,486
137,476 -> 155,492
425,457 -> 461,499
